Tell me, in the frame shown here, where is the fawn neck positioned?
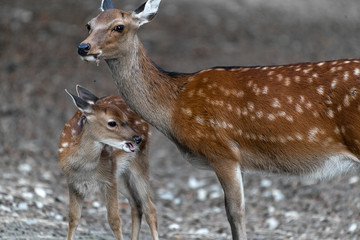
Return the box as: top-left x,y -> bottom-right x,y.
67,127 -> 104,172
105,37 -> 187,137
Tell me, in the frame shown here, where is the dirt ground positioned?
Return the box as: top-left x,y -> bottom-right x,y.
1,0 -> 360,239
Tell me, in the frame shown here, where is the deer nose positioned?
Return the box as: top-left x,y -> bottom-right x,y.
78,43 -> 91,56
133,135 -> 142,144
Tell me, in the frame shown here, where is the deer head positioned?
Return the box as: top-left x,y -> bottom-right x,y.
77,0 -> 161,62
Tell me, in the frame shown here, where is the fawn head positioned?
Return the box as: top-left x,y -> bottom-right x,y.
66,85 -> 141,152
78,0 -> 161,62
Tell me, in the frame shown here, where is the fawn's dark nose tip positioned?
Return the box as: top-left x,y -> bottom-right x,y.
133,135 -> 142,144
78,43 -> 91,56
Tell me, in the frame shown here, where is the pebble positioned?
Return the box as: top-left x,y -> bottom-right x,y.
272,189 -> 284,202
261,179 -> 272,188
92,201 -> 101,208
265,217 -> 279,230
16,202 -> 28,211
197,189 -> 207,201
26,219 -> 38,225
349,176 -> 359,184
168,223 -> 180,230
284,211 -> 299,220
195,228 -> 210,235
157,188 -> 174,201
0,204 -> 11,212
18,163 -> 32,173
35,201 -> 44,209
188,176 -> 207,189
34,187 -> 47,198
348,223 -> 357,233
22,192 -> 34,200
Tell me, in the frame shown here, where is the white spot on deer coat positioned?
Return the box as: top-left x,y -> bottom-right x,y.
182,108 -> 192,116
262,86 -> 269,95
331,79 -> 337,89
344,95 -> 350,107
272,98 -> 281,108
295,104 -> 303,113
354,68 -> 360,76
268,114 -> 276,121
62,142 -> 69,148
316,86 -> 324,95
308,127 -> 319,142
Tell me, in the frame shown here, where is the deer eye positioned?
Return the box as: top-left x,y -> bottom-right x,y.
108,121 -> 117,127
86,24 -> 91,31
113,25 -> 125,32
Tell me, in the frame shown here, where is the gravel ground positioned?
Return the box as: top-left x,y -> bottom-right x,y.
1,0 -> 360,239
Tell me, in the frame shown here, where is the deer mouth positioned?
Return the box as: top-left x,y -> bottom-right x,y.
125,142 -> 136,152
80,51 -> 102,65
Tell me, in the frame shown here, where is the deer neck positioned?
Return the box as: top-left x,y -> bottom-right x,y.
69,130 -> 104,171
106,37 -> 187,138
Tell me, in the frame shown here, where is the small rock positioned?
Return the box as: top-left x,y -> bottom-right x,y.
284,211 -> 299,220
348,223 -> 357,233
261,179 -> 272,188
35,201 -> 44,209
22,192 -> 34,200
168,223 -> 180,230
349,176 -> 359,185
35,187 -> 47,198
209,191 -> 222,199
157,188 -> 174,201
18,163 -> 32,173
188,176 -> 207,189
272,189 -> 284,202
173,198 -> 181,205
55,214 -> 63,221
0,205 -> 11,212
16,202 -> 28,211
265,217 -> 279,230
268,206 -> 275,214
195,228 -> 210,235
92,201 -> 101,208
26,219 -> 38,225
197,189 -> 207,201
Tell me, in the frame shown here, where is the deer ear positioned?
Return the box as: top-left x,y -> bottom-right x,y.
76,85 -> 99,104
100,0 -> 114,11
65,89 -> 93,114
132,0 -> 161,26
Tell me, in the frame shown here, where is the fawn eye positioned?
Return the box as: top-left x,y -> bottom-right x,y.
114,25 -> 125,32
86,24 -> 91,31
108,121 -> 117,127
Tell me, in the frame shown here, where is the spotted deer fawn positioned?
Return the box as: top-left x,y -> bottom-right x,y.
58,85 -> 158,240
77,0 -> 360,239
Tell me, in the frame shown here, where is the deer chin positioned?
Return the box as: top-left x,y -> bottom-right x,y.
80,51 -> 103,66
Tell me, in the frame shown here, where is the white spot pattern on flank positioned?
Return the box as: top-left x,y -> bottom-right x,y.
272,98 -> 281,108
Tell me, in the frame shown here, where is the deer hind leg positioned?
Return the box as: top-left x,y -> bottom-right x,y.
67,185 -> 85,240
212,160 -> 247,240
103,178 -> 123,240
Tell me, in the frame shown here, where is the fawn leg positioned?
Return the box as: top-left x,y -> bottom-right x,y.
104,178 -> 123,240
67,185 -> 84,240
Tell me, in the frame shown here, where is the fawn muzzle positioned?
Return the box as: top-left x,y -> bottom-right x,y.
78,43 -> 91,56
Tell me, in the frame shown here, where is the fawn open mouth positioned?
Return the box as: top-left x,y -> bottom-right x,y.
125,142 -> 135,152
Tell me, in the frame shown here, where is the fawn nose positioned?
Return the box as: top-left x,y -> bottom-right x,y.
133,135 -> 142,144
78,43 -> 91,56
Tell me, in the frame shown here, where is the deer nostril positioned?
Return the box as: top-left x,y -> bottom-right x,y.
77,43 -> 91,56
133,135 -> 142,144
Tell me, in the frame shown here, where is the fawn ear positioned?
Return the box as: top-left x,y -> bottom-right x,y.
65,89 -> 93,114
132,0 -> 161,26
76,85 -> 99,104
100,0 -> 114,11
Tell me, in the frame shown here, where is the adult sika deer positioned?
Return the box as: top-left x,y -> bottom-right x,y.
78,0 -> 360,239
58,85 -> 158,240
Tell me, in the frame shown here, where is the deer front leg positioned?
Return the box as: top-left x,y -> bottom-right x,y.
67,185 -> 84,240
212,161 -> 247,240
103,179 -> 123,240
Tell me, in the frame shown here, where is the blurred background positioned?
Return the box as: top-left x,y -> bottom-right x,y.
1,0 -> 360,239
